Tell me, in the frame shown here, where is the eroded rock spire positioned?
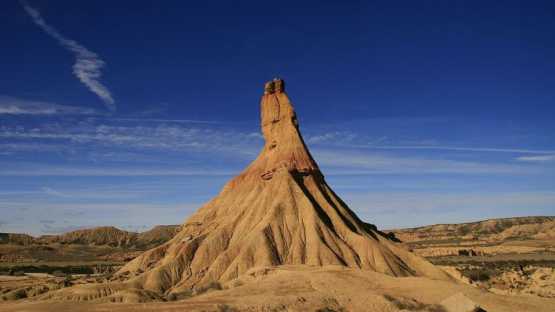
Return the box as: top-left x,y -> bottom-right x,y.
44,79 -> 451,302
234,78 -> 320,183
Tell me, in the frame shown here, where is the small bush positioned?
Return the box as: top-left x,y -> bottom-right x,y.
4,288 -> 27,300
167,293 -> 177,301
195,282 -> 222,295
52,270 -> 66,277
466,269 -> 490,282
62,276 -> 73,287
383,294 -> 446,312
232,280 -> 244,288
217,304 -> 238,312
384,232 -> 401,242
167,290 -> 193,301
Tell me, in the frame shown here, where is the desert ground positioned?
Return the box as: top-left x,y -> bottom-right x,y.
2,218 -> 554,311
1,265 -> 554,312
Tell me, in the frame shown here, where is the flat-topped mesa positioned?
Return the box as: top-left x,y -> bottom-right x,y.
239,78 -> 321,181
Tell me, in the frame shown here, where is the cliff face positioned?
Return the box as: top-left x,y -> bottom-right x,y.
44,79 -> 450,301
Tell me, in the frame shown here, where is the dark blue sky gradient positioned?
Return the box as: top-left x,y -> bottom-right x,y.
3,1 -> 555,121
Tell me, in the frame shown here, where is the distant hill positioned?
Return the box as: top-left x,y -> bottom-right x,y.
38,226 -> 138,247
2,216 -> 554,250
0,225 -> 181,249
389,216 -> 555,243
0,233 -> 35,246
3,216 -> 554,248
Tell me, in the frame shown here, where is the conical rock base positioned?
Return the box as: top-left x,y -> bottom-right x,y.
40,79 -> 450,301
117,79 -> 450,295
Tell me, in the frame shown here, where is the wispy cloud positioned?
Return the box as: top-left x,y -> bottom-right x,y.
0,96 -> 97,115
315,150 -> 538,175
41,187 -> 67,197
351,191 -> 555,214
21,1 -> 115,111
0,166 -> 234,177
0,122 -> 262,156
0,121 -> 548,176
516,154 -> 555,162
306,131 -> 358,144
305,130 -> 555,155
346,191 -> 555,229
0,201 -> 194,235
110,118 -> 233,125
359,145 -> 555,155
0,143 -> 70,156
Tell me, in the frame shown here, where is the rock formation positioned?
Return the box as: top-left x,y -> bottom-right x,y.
42,78 -> 450,301
113,78 -> 449,295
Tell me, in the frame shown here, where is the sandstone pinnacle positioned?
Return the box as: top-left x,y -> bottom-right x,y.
43,79 -> 451,301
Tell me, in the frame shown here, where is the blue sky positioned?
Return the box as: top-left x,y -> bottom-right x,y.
1,0 -> 554,235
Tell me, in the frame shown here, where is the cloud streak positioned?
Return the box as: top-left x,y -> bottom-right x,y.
41,187 -> 67,197
0,120 -> 550,176
21,1 -> 115,111
0,96 -> 98,115
361,145 -> 555,155
0,122 -> 262,156
314,150 -> 539,175
0,166 -> 235,177
110,118 -> 236,125
346,191 -> 555,229
516,155 -> 555,162
309,139 -> 555,155
305,131 -> 555,155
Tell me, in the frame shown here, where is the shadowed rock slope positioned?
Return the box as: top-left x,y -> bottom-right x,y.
43,79 -> 450,301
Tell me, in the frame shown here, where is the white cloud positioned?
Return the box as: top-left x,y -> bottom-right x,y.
0,166 -> 234,177
329,143 -> 555,155
314,150 -> 537,175
0,123 -> 262,155
346,191 -> 555,229
0,201 -> 195,235
40,187 -> 67,197
110,118 -> 233,125
306,131 -> 358,144
0,96 -> 97,115
0,120 -> 547,176
350,191 -> 555,213
21,1 -> 115,111
516,155 -> 555,162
